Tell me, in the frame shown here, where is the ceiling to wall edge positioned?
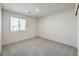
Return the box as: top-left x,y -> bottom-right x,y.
2,8 -> 75,20
1,4 -> 75,20
2,8 -> 40,20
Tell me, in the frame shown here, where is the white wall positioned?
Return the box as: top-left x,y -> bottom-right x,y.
38,10 -> 76,47
2,10 -> 37,45
76,5 -> 79,56
0,4 -> 2,55
77,9 -> 79,55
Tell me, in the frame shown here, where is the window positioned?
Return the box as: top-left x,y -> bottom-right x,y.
20,19 -> 26,31
11,17 -> 26,32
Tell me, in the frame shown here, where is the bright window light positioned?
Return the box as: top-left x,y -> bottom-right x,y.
20,19 -> 26,31
11,17 -> 26,32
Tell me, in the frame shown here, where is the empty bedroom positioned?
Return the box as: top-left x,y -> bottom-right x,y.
0,3 -> 78,56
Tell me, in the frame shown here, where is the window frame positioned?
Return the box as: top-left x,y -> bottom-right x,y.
10,16 -> 26,32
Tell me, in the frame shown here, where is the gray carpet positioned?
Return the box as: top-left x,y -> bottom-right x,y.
2,37 -> 77,56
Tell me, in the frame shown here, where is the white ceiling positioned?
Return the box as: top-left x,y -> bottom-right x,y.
2,3 -> 75,18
